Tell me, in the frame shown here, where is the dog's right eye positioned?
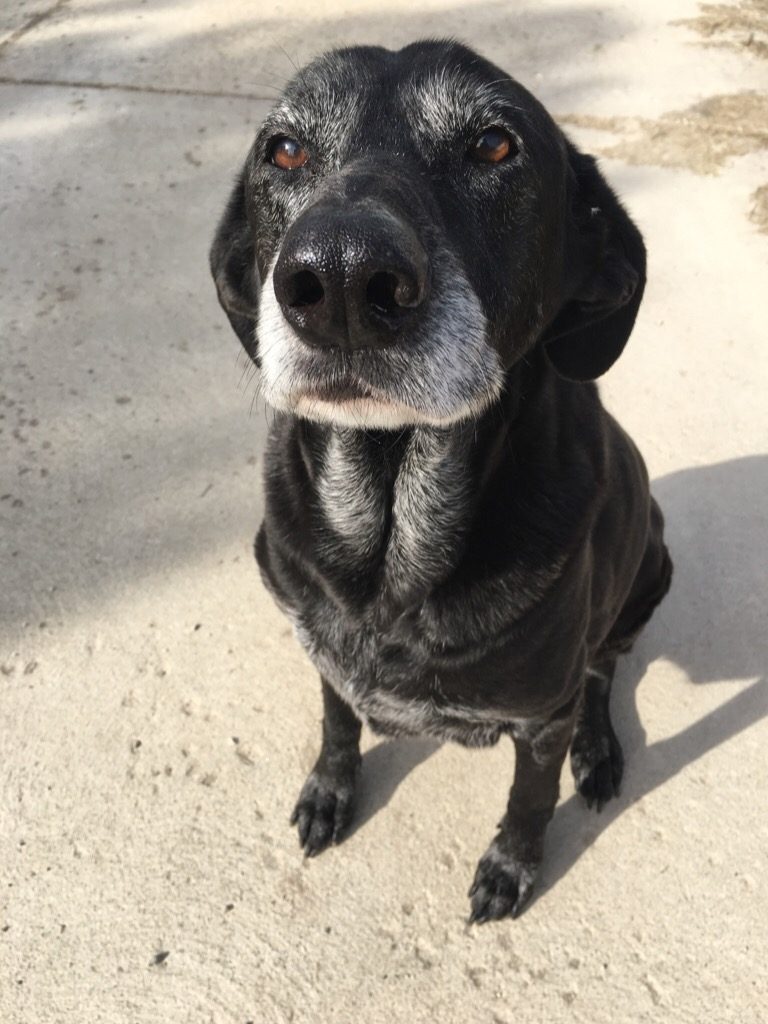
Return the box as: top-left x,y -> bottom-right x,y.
268,137 -> 309,170
470,127 -> 516,164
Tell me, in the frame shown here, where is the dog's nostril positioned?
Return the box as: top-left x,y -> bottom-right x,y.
366,271 -> 420,316
286,269 -> 324,307
366,271 -> 399,315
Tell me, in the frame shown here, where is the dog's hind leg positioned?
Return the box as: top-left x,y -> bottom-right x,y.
290,677 -> 362,857
570,657 -> 623,811
571,504 -> 673,811
602,501 -> 673,662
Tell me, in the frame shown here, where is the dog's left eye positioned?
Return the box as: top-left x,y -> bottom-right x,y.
470,127 -> 516,164
269,137 -> 309,170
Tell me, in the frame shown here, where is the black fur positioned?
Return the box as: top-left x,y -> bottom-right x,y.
209,40 -> 671,922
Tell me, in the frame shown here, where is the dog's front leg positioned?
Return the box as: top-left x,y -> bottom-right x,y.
469,696 -> 578,923
290,677 -> 362,857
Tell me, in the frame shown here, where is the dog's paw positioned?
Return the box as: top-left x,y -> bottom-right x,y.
289,769 -> 356,857
570,724 -> 623,812
468,841 -> 539,924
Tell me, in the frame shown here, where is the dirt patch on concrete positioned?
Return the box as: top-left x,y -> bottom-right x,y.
674,0 -> 768,61
561,6 -> 768,234
559,92 -> 768,175
749,183 -> 768,231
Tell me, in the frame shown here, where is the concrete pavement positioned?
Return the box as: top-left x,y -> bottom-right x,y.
1,2 -> 766,1022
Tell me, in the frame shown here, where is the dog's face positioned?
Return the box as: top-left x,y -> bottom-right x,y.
211,41 -> 645,429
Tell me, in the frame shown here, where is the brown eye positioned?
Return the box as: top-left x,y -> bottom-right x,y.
270,137 -> 309,170
471,127 -> 515,164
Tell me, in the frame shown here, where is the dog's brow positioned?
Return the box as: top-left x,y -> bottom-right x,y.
403,67 -> 519,142
266,73 -> 362,154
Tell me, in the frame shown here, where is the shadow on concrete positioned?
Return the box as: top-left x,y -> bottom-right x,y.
534,455 -> 768,905
346,456 -> 768,892
0,0 -> 633,112
350,737 -> 442,837
0,0 -> 642,636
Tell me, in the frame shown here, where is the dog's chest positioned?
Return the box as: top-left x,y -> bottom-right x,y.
294,610 -> 509,747
263,425 -> 570,744
291,427 -> 510,745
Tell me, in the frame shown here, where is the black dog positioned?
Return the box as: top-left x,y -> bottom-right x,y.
209,40 -> 672,923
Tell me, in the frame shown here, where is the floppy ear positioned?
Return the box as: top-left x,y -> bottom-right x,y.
209,169 -> 261,362
542,145 -> 646,381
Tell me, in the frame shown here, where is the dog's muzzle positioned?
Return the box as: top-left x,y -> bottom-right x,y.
272,200 -> 430,352
257,186 -> 502,429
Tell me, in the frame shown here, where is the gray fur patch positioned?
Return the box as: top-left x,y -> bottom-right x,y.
384,426 -> 472,598
402,66 -> 526,162
317,430 -> 386,559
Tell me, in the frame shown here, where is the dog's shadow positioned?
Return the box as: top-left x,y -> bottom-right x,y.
349,455 -> 768,891
350,736 -> 441,835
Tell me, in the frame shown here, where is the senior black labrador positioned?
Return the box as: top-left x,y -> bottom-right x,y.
209,40 -> 672,923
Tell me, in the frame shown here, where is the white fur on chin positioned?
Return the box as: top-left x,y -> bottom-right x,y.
257,255 -> 504,430
291,394 -> 485,430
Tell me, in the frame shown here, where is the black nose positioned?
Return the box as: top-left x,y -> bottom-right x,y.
272,203 -> 429,351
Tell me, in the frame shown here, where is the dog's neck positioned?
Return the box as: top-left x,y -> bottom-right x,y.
317,423 -> 474,609
300,355 -> 544,616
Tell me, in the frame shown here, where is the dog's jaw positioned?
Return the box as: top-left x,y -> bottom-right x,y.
256,254 -> 505,430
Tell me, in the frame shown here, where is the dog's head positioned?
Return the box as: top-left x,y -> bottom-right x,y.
210,40 -> 645,429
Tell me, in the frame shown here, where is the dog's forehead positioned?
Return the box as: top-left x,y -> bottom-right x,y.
401,58 -> 527,139
275,43 -> 541,146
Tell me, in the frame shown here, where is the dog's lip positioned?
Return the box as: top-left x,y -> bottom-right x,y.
293,382 -> 423,421
298,381 -> 376,403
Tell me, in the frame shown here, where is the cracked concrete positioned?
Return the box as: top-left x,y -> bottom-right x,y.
1,2 -> 767,1023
